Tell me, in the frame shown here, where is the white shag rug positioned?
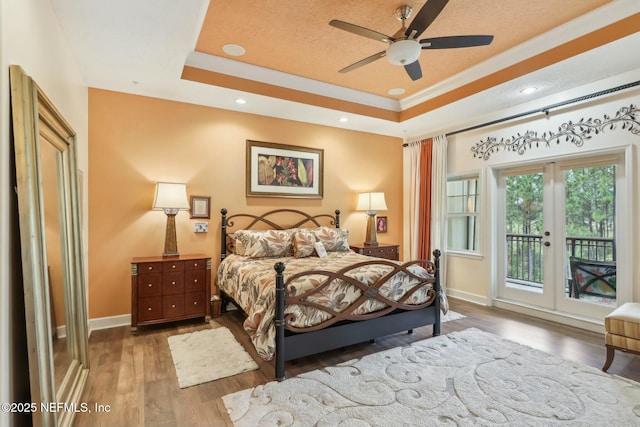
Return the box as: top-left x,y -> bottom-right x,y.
168,327 -> 258,388
223,328 -> 640,426
441,309 -> 465,323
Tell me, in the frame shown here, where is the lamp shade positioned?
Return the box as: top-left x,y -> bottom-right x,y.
152,182 -> 190,210
356,192 -> 387,212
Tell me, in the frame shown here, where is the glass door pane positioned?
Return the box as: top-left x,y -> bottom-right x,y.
562,164 -> 616,307
505,172 -> 544,291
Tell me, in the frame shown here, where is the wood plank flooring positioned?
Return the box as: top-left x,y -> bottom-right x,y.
73,299 -> 640,427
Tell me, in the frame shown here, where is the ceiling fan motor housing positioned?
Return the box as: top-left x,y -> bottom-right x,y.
386,39 -> 421,65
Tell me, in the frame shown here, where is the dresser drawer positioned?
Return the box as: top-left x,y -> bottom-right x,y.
138,273 -> 162,297
184,269 -> 205,292
184,292 -> 206,316
163,260 -> 184,273
184,258 -> 206,270
163,294 -> 185,318
138,296 -> 162,322
138,262 -> 163,274
162,271 -> 184,295
350,244 -> 399,261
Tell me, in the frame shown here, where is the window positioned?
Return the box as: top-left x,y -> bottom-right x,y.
447,177 -> 480,252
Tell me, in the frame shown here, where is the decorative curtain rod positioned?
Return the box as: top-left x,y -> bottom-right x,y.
402,80 -> 640,146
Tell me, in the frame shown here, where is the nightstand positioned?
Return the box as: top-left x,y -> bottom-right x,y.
350,243 -> 399,261
131,254 -> 211,334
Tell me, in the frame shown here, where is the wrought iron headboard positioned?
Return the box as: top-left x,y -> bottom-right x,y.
220,208 -> 341,261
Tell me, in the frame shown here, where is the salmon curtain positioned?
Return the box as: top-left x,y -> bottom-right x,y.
418,139 -> 433,261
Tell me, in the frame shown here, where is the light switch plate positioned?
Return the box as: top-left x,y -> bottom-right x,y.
194,222 -> 208,233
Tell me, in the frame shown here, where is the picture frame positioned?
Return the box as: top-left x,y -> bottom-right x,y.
190,195 -> 211,219
376,216 -> 387,233
246,140 -> 324,198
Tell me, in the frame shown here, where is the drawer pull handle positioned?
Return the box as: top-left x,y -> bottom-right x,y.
147,307 -> 152,311
194,263 -> 198,267
172,281 -> 176,285
194,279 -> 198,283
172,265 -> 176,269
147,283 -> 152,287
171,304 -> 176,308
193,301 -> 198,305
148,266 -> 153,270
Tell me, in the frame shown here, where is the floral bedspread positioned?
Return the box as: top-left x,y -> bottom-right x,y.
216,251 -> 438,361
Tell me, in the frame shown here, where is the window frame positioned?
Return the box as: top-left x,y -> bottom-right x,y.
447,174 -> 482,257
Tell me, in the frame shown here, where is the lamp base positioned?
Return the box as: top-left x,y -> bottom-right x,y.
363,213 -> 378,246
163,212 -> 180,257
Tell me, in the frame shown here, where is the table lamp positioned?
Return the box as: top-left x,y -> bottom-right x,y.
356,192 -> 387,246
152,182 -> 190,256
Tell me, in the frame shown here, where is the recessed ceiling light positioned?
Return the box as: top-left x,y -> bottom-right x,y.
388,88 -> 406,96
223,44 -> 246,56
520,87 -> 538,95
339,117 -> 349,123
235,98 -> 246,105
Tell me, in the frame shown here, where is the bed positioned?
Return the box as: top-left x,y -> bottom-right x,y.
217,208 -> 443,379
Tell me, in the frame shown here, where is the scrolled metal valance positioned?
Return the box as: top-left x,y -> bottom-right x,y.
472,104 -> 640,160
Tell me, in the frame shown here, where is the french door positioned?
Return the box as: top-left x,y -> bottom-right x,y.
497,154 -> 623,321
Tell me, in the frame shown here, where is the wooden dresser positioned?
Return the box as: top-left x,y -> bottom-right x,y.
350,243 -> 399,261
131,254 -> 211,334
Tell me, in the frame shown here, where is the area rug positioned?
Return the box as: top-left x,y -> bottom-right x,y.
222,328 -> 640,426
441,309 -> 465,323
168,327 -> 258,388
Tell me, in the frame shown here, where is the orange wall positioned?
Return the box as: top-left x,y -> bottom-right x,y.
88,89 -> 404,319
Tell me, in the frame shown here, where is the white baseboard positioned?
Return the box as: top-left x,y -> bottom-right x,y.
445,289 -> 490,306
493,298 -> 605,334
88,314 -> 131,334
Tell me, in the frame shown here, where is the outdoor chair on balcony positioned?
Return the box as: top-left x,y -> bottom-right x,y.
569,256 -> 616,300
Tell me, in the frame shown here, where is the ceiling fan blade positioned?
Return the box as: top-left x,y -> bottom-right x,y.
330,20 -> 394,43
405,0 -> 449,39
404,60 -> 422,81
420,35 -> 494,49
339,50 -> 387,73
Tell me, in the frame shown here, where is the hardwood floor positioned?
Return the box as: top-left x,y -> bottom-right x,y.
73,299 -> 640,427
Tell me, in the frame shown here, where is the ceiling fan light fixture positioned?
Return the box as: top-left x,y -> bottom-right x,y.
386,40 -> 421,66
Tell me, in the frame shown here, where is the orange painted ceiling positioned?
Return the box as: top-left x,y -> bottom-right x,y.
192,0 -> 612,100
51,0 -> 639,136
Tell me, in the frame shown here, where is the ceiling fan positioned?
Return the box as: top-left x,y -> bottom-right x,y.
329,0 -> 494,81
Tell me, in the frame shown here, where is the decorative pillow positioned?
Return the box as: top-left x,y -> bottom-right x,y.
314,226 -> 350,252
292,230 -> 317,258
234,229 -> 294,258
234,238 -> 245,256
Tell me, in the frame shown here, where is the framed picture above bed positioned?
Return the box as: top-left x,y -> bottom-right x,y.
246,140 -> 324,198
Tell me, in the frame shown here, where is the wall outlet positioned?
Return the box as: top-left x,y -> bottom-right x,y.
194,222 -> 208,233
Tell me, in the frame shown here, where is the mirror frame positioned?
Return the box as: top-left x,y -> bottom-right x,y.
10,65 -> 89,427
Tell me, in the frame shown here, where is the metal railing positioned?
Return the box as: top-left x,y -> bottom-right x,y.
506,234 -> 615,288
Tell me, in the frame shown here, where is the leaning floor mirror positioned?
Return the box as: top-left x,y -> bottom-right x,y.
10,65 -> 89,427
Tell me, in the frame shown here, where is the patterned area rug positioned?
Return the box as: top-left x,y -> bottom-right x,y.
168,327 -> 258,388
223,328 -> 640,426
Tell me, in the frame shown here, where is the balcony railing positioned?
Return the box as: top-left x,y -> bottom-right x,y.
506,234 -> 615,292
